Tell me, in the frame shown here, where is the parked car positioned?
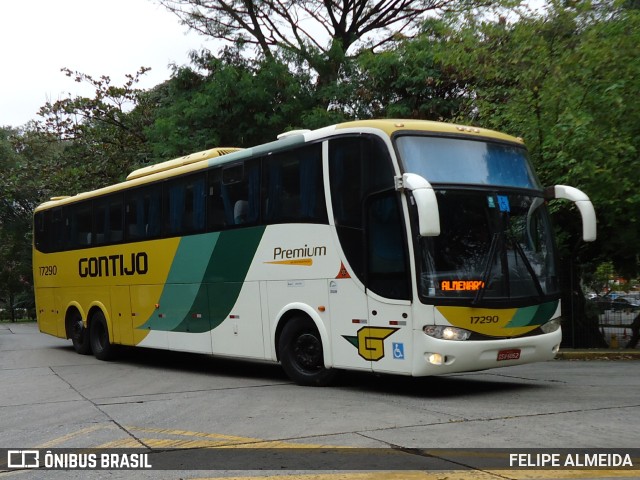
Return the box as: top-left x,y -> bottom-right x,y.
591,295 -> 640,313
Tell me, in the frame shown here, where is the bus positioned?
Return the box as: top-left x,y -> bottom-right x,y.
33,119 -> 596,386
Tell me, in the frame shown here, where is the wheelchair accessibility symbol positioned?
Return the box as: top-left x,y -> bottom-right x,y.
392,342 -> 405,360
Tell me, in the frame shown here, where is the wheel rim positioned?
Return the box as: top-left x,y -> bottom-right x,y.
292,332 -> 323,371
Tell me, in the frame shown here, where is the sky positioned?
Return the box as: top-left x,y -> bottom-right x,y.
0,0 -> 211,127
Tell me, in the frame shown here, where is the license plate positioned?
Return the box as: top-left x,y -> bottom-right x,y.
497,349 -> 521,361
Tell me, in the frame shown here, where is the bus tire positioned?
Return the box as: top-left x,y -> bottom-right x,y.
278,317 -> 336,387
89,311 -> 116,361
68,310 -> 91,355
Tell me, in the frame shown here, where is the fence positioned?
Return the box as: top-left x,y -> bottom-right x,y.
596,309 -> 640,349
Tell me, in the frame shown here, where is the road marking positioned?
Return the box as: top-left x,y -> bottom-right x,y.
95,426 -> 336,449
17,425 -> 640,480
36,423 -> 115,448
190,474 -> 502,480
188,472 -> 640,480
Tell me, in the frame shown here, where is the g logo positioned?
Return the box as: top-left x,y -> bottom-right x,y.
343,327 -> 398,361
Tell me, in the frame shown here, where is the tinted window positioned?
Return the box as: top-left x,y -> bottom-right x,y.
367,192 -> 410,300
164,173 -> 206,236
396,136 -> 539,189
125,184 -> 162,241
95,194 -> 124,245
263,144 -> 327,224
207,168 -> 227,231
68,202 -> 92,249
329,135 -> 395,282
220,160 -> 261,226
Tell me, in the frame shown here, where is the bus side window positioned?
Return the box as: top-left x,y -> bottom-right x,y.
164,173 -> 206,236
263,144 -> 327,224
94,194 -> 124,245
34,211 -> 48,252
50,208 -> 66,251
366,192 -> 410,300
221,160 -> 261,227
125,184 -> 162,241
207,169 -> 226,231
69,202 -> 93,249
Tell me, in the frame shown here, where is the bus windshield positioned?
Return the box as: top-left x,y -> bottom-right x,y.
415,190 -> 559,304
395,135 -> 558,304
396,135 -> 540,189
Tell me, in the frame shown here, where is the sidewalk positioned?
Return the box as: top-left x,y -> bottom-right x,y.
557,349 -> 640,360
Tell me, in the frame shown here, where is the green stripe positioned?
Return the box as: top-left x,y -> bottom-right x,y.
506,300 -> 559,328
139,227 -> 266,333
139,234 -> 219,332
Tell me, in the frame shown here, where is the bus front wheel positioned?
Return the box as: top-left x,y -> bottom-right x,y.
68,310 -> 91,355
278,317 -> 336,387
89,311 -> 116,361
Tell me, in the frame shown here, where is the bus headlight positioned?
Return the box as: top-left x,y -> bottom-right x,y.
423,325 -> 471,341
540,318 -> 561,334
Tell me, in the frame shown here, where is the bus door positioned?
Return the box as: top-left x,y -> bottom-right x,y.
329,276 -> 372,372
327,135 -> 411,373
365,192 -> 413,375
329,190 -> 413,374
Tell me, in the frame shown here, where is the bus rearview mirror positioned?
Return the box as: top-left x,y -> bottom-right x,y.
401,173 -> 441,237
545,185 -> 597,242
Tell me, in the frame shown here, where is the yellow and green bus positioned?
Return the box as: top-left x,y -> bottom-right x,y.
33,119 -> 596,386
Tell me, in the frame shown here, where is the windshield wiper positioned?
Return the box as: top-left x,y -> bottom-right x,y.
472,232 -> 500,306
509,235 -> 545,298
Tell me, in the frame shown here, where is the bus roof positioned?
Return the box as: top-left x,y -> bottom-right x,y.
34,119 -> 524,212
334,119 -> 524,144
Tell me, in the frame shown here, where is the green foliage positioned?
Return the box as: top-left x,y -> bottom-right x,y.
157,0 -> 480,92
35,67 -> 154,188
584,261 -> 616,294
144,52 -> 319,156
0,127 -> 37,319
2,0 -> 639,344
433,1 -> 640,279
352,20 -> 468,120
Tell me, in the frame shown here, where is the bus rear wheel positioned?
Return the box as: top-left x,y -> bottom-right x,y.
68,310 -> 91,355
278,317 -> 336,386
89,311 -> 116,361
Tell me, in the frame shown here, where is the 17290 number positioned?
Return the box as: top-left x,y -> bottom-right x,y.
39,265 -> 58,276
470,315 -> 499,324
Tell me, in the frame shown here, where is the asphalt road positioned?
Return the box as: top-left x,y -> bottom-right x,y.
1,322 -> 638,480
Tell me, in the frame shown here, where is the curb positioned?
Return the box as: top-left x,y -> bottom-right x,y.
556,349 -> 640,360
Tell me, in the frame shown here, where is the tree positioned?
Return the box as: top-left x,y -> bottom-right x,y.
432,0 -> 640,346
35,67 -> 154,188
584,261 -> 615,296
157,0 -> 487,90
145,51 -> 320,155
0,127 -> 39,321
347,18 -> 469,119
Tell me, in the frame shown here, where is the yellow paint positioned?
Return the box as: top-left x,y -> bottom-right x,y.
335,119 -> 523,145
264,258 -> 313,266
191,473 -> 503,480
490,470 -> 640,479
33,237 -> 181,345
36,424 -> 114,448
357,327 -> 398,361
437,306 -> 538,337
189,471 -> 640,480
35,425 -> 640,480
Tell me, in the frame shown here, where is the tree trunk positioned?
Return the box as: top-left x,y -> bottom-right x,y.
560,254 -> 607,348
624,313 -> 640,349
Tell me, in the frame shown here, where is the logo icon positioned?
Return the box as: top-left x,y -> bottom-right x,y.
343,327 -> 398,361
7,450 -> 40,468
